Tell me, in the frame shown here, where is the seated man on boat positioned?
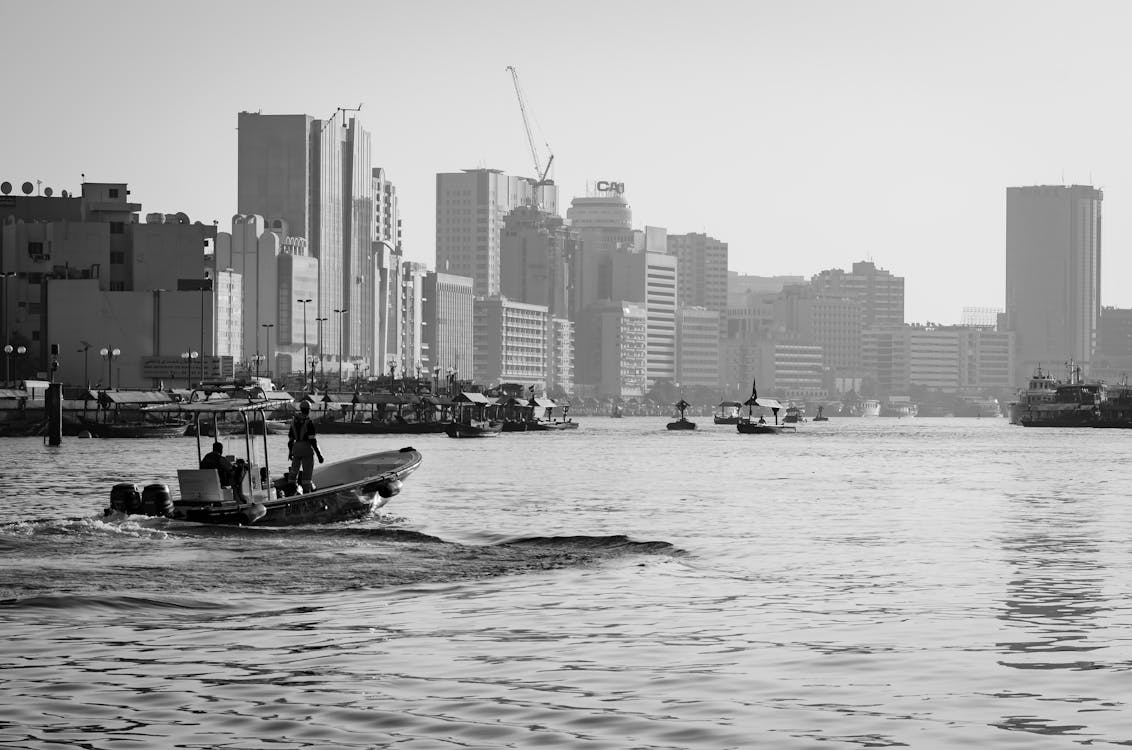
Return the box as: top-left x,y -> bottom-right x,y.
288,401 -> 325,493
199,441 -> 235,487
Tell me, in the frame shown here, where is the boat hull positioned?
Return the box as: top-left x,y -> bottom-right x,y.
445,421 -> 502,438
666,419 -> 696,430
84,421 -> 189,439
737,422 -> 784,434
713,416 -> 739,425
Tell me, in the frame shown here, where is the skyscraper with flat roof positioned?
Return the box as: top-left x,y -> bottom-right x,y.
435,169 -> 556,298
237,111 -> 374,378
1005,185 -> 1101,384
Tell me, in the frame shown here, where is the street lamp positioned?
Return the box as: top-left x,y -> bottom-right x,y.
260,322 -> 274,381
333,308 -> 347,389
78,340 -> 92,388
99,346 -> 121,390
180,351 -> 198,389
297,298 -> 311,390
315,315 -> 328,390
4,343 -> 26,386
1,272 -> 15,364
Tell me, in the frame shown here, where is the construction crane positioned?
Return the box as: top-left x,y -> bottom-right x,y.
506,66 -> 554,185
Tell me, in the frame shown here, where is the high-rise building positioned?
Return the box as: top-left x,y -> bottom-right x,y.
421,271 -> 473,379
772,283 -> 863,392
472,296 -> 549,388
668,233 -> 728,314
400,262 -> 429,378
1005,185 -> 1102,384
435,169 -> 556,298
575,300 -> 647,397
237,111 -> 376,377
500,205 -> 575,318
565,182 -> 634,318
547,317 -> 575,395
811,261 -> 904,330
675,307 -> 720,387
609,244 -> 677,386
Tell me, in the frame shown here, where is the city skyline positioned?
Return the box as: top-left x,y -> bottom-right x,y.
7,1 -> 1132,324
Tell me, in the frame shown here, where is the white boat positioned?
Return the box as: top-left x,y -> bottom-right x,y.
860,399 -> 881,417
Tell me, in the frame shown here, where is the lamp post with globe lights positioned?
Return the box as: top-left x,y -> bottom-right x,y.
180,351 -> 198,390
99,346 -> 121,391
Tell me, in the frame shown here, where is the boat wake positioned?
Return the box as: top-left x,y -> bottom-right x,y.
0,517 -> 681,602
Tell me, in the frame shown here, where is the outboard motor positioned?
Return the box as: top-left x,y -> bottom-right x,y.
141,484 -> 174,517
108,483 -> 142,515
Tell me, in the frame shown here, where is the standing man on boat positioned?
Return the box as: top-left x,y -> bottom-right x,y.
288,401 -> 324,493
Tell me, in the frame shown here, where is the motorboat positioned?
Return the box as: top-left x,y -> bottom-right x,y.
104,398 -> 422,526
666,399 -> 696,430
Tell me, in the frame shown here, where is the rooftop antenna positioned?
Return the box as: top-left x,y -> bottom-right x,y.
337,103 -> 363,127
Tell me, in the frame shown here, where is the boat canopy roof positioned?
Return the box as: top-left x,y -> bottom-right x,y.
97,389 -> 175,404
454,391 -> 493,404
675,399 -> 691,410
716,400 -> 742,408
531,397 -> 557,407
744,396 -> 783,409
142,398 -> 272,414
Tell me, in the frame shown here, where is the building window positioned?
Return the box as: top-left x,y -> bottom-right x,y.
110,281 -> 126,291
110,251 -> 125,264
109,188 -> 120,198
110,222 -> 125,234
28,241 -> 45,259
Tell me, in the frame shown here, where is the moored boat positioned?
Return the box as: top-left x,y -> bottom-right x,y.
713,400 -> 741,425
813,405 -> 829,422
104,399 -> 422,526
445,391 -> 502,438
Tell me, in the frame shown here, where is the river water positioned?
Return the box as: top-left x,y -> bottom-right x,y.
1,417 -> 1131,748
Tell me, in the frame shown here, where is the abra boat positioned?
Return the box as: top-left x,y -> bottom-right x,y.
104,399 -> 422,526
713,400 -> 742,425
736,380 -> 794,434
813,405 -> 829,422
666,399 -> 696,430
782,405 -> 804,424
446,391 -> 502,437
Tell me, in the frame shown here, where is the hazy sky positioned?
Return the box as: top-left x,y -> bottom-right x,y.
5,1 -> 1131,323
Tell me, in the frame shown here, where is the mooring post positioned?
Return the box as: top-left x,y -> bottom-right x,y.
46,381 -> 62,446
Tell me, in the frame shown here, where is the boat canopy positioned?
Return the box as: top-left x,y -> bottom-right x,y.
96,389 -> 175,405
716,401 -> 742,408
142,398 -> 273,414
744,396 -> 783,409
454,392 -> 493,404
531,397 -> 557,408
